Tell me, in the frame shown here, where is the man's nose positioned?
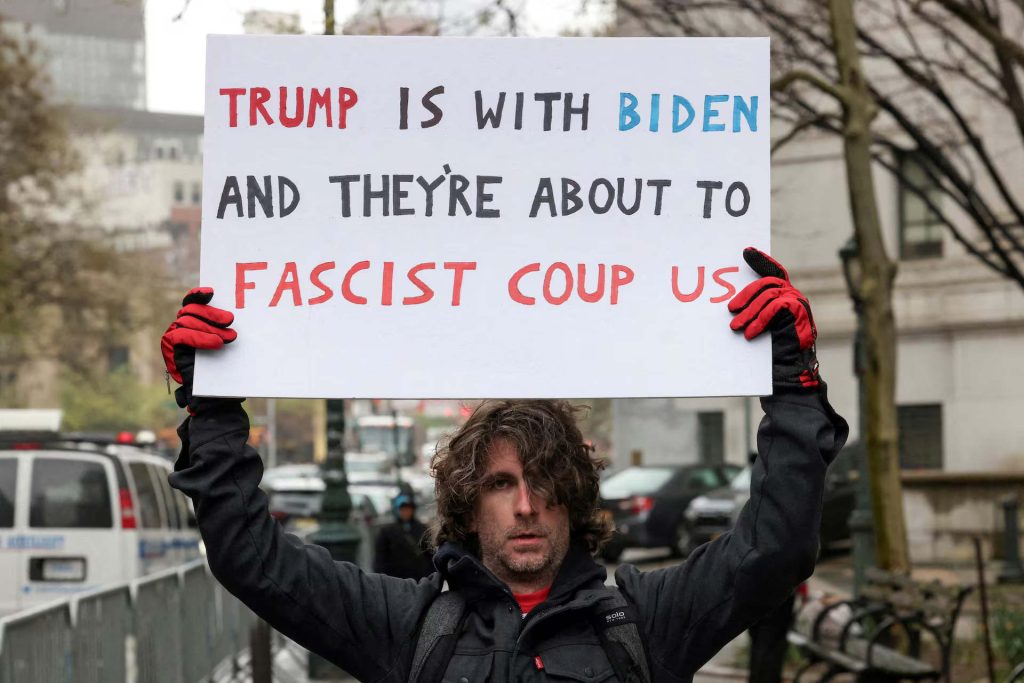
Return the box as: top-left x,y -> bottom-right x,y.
513,482 -> 537,516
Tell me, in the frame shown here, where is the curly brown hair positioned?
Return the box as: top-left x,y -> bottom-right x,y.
429,399 -> 612,554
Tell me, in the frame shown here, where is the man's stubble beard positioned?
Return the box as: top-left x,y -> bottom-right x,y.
481,526 -> 570,588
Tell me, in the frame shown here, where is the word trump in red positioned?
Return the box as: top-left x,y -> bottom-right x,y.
218,86 -> 359,129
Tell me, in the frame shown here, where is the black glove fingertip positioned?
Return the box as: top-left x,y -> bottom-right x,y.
743,247 -> 788,281
181,287 -> 215,307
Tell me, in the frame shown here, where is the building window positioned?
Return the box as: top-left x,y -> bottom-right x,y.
898,403 -> 943,469
173,181 -> 185,203
899,152 -> 944,260
697,411 -> 724,465
191,182 -> 201,204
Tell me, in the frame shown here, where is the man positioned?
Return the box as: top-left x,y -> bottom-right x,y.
163,247 -> 847,682
373,494 -> 434,579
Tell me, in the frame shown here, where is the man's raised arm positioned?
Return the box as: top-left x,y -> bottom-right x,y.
162,288 -> 436,681
615,248 -> 849,680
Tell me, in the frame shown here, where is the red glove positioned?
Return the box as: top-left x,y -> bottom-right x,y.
161,288 -> 237,409
728,247 -> 820,391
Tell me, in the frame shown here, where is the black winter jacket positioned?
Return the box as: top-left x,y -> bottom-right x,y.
168,390 -> 847,683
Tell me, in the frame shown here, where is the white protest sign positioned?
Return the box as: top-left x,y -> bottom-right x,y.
196,36 -> 771,399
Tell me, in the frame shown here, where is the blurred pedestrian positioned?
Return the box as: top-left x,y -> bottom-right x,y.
373,494 -> 434,579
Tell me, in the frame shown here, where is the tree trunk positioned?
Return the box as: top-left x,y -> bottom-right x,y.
324,0 -> 335,36
827,0 -> 911,572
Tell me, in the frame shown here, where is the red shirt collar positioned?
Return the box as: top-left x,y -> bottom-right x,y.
513,586 -> 551,615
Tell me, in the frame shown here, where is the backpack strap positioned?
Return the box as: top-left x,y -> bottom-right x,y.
408,589 -> 467,683
589,588 -> 652,683
410,586 -> 650,683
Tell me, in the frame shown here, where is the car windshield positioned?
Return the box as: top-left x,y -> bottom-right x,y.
601,467 -> 676,498
730,467 -> 752,491
357,426 -> 413,457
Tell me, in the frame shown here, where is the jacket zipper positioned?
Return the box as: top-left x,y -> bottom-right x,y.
509,600 -> 592,680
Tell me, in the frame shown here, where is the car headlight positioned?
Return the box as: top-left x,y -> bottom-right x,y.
684,496 -> 709,522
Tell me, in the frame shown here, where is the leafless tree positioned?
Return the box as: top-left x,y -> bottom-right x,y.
0,22 -> 168,403
619,0 -> 1024,288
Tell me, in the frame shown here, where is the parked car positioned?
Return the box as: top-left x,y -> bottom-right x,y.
0,432 -> 200,616
262,464 -> 325,528
683,448 -> 857,555
598,463 -> 742,562
681,467 -> 752,553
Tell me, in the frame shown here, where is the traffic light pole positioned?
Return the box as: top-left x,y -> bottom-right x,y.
840,237 -> 876,597
308,398 -> 361,679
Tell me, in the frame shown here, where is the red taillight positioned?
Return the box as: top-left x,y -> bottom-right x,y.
630,496 -> 654,515
12,442 -> 42,450
119,488 -> 137,529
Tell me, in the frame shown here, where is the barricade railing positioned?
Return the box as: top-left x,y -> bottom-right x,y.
72,583 -> 131,683
0,559 -> 256,683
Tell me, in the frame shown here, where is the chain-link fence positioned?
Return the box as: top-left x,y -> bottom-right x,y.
0,559 -> 255,683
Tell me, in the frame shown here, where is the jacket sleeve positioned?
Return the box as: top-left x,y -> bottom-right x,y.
615,387 -> 849,681
168,401 -> 439,681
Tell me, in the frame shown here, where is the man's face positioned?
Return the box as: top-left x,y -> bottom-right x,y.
470,439 -> 570,589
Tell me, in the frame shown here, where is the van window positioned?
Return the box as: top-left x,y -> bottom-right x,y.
129,462 -> 163,529
152,465 -> 180,529
176,489 -> 197,529
30,458 -> 113,528
0,459 -> 16,527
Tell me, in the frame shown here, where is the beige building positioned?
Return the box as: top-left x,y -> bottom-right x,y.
610,2 -> 1024,561
1,1 -> 203,408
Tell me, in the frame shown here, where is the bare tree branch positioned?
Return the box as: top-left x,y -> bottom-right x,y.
773,69 -> 850,103
771,113 -> 837,154
635,0 -> 1024,290
921,0 -> 1024,66
172,0 -> 193,22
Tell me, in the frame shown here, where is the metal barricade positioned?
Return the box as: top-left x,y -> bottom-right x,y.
0,600 -> 72,683
134,569 -> 185,683
180,562 -> 215,683
71,584 -> 131,683
220,582 -> 255,665
0,559 -> 256,683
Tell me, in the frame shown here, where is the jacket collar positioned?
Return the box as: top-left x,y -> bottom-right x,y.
434,536 -> 606,601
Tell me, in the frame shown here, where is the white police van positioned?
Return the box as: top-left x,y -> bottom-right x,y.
0,424 -> 201,615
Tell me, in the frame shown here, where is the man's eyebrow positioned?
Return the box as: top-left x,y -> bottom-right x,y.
481,470 -> 516,484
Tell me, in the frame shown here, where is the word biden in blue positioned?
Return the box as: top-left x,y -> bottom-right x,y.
619,93 -> 759,133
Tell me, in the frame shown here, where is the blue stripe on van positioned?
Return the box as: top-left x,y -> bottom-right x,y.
137,537 -> 200,558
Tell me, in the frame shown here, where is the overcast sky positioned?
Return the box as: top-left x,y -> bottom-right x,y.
145,0 -> 612,115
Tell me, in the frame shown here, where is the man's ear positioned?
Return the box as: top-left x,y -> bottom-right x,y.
466,512 -> 477,534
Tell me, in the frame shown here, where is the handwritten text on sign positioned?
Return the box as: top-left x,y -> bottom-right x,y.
195,36 -> 771,399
